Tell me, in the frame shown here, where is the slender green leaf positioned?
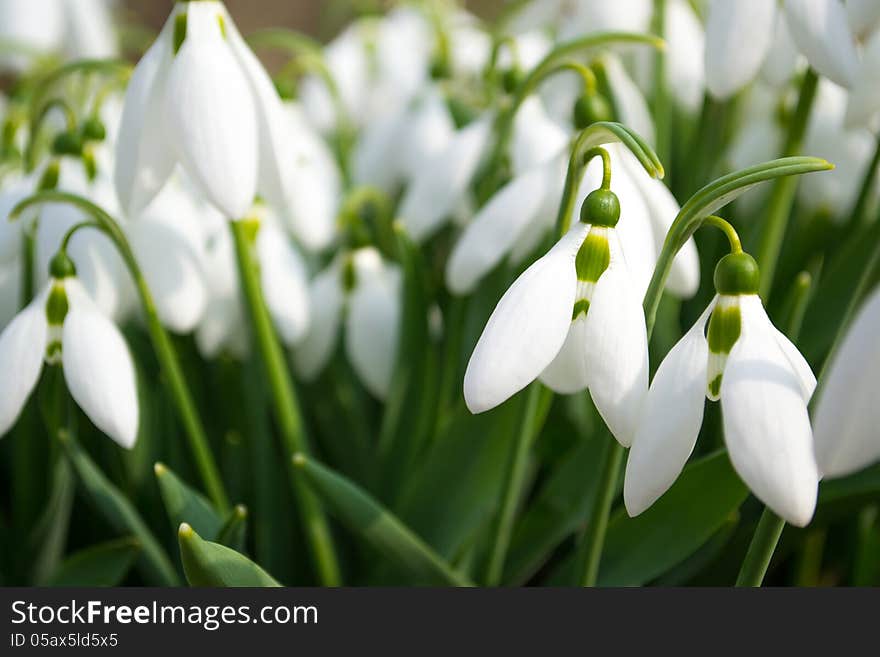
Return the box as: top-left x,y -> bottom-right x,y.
46,537 -> 140,587
178,523 -> 280,587
154,462 -> 223,540
217,505 -> 248,552
60,432 -> 179,585
294,454 -> 473,586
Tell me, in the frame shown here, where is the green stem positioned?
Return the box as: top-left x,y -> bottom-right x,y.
484,383 -> 545,586
572,436 -> 624,586
10,192 -> 229,512
703,215 -> 743,253
229,220 -> 341,586
755,69 -> 819,298
848,134 -> 880,228
735,508 -> 785,586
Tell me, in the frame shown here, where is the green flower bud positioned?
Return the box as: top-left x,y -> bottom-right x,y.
52,131 -> 83,157
274,77 -> 298,101
573,93 -> 612,130
446,96 -> 476,129
579,188 -> 620,228
501,67 -> 523,94
714,252 -> 760,295
81,116 -> 106,142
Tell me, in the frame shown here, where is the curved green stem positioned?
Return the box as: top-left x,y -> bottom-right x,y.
736,508 -> 785,586
703,215 -> 742,254
487,32 -> 664,172
10,191 -> 230,513
555,122 -> 663,235
24,98 -> 77,171
754,69 -> 819,298
229,219 -> 341,586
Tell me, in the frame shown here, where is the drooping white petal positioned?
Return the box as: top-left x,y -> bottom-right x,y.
114,11 -> 176,217
445,156 -> 565,295
345,261 -> 401,399
845,32 -> 880,128
581,230 -> 649,446
257,222 -> 310,346
0,289 -> 47,436
0,175 -> 31,263
463,223 -> 588,413
705,0 -> 776,100
63,0 -> 117,60
396,89 -> 457,183
760,10 -> 803,88
194,228 -> 247,359
352,110 -> 406,193
784,0 -> 859,88
603,56 -> 656,147
616,146 -> 700,298
664,0 -> 706,113
720,297 -> 818,527
539,314 -> 590,394
510,97 -> 569,175
62,281 -> 139,449
846,0 -> 880,37
624,301 -> 715,516
164,2 -> 258,218
559,0 -> 652,40
813,287 -> 880,478
222,7 -> 296,214
292,264 -> 343,380
0,0 -> 64,71
398,116 -> 492,242
0,260 -> 21,329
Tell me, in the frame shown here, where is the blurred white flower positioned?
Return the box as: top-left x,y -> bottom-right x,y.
705,0 -> 858,100
115,0 -> 296,220
845,31 -> 880,128
813,286 -> 880,478
0,274 -> 138,448
0,0 -> 117,72
625,254 -> 819,527
293,247 -> 401,400
464,188 -> 649,446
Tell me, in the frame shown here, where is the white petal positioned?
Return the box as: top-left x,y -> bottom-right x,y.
62,281 -> 139,449
624,301 -> 714,516
345,262 -> 401,399
720,299 -> 818,527
845,32 -> 880,128
784,0 -> 859,88
63,0 -> 117,59
603,55 -> 655,147
445,157 -> 564,295
539,315 -> 590,394
510,97 -> 569,175
664,0 -> 706,113
813,287 -> 880,478
847,0 -> 880,37
399,116 -> 492,242
222,8 -> 295,213
114,13 -> 176,217
760,10 -> 802,87
127,218 -> 207,334
0,290 -> 46,436
0,260 -> 22,328
396,89 -> 457,182
581,231 -> 649,446
463,223 -> 588,413
352,110 -> 406,193
164,3 -> 257,218
257,223 -> 310,345
292,265 -> 343,380
705,0 -> 776,99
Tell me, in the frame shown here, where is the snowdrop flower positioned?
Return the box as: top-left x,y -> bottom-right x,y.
115,0 -> 296,221
464,181 -> 648,446
705,0 -> 859,100
845,31 -> 880,128
293,248 -> 401,400
625,244 -> 819,527
846,0 -> 880,39
0,0 -> 117,72
812,286 -> 880,479
0,259 -> 138,448
196,206 -> 310,358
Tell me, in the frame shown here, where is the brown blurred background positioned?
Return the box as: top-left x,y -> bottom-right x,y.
121,1 -> 502,41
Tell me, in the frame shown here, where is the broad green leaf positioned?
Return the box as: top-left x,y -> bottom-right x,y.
154,462 -> 223,540
61,432 -> 179,585
813,463 -> 880,524
46,537 -> 140,587
294,454 -> 473,586
597,450 -> 748,585
178,524 -> 280,587
217,505 -> 248,552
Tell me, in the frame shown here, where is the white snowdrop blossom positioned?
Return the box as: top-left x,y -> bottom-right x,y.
464,185 -> 649,446
293,247 -> 401,400
625,251 -> 819,527
812,286 -> 880,479
115,0 -> 297,221
705,0 -> 859,100
0,272 -> 138,448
